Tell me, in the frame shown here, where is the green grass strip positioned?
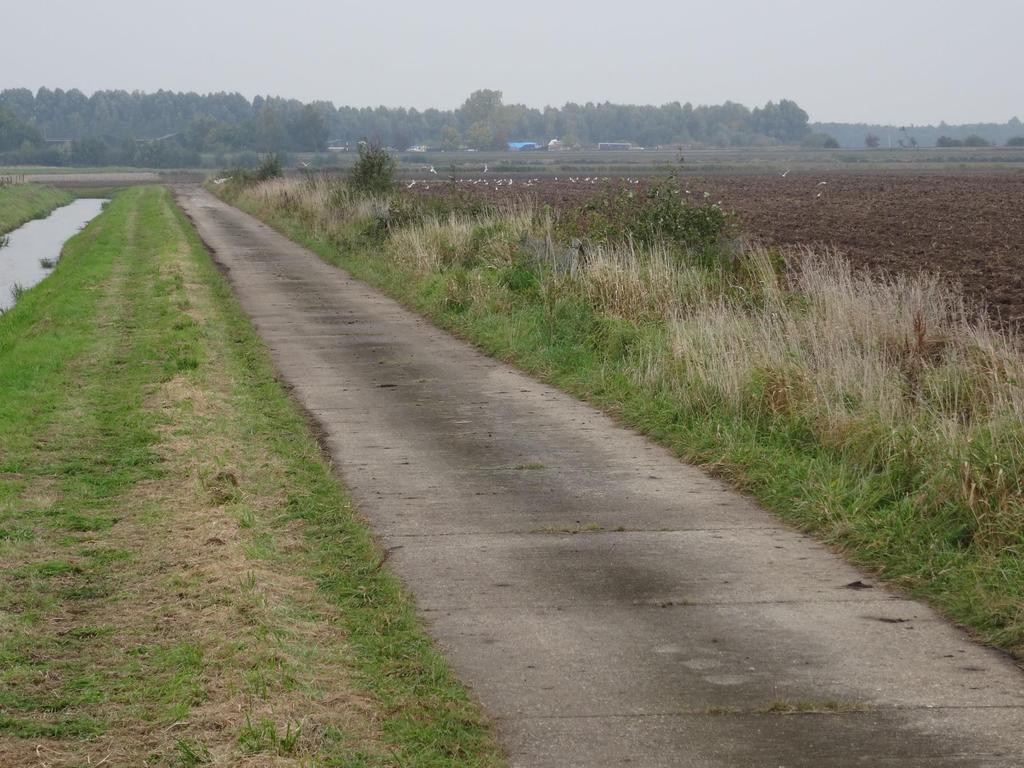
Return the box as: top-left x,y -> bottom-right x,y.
0,185 -> 72,235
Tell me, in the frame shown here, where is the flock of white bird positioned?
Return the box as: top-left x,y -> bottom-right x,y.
399,169 -> 829,200
211,164 -> 830,199
405,175 -> 646,190
400,168 -> 655,193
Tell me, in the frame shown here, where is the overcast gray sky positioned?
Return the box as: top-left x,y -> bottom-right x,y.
2,0 -> 1020,124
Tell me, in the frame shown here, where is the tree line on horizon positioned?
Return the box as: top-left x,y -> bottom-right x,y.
0,87 -> 1021,167
820,119 -> 1024,150
0,87 -> 812,166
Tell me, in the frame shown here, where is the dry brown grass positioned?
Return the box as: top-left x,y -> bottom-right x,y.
566,240 -> 709,323
246,176 -> 387,243
662,247 -> 1024,548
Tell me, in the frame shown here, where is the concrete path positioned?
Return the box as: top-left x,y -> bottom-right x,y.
176,186 -> 1024,767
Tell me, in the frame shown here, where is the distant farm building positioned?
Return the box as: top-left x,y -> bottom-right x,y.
507,141 -> 541,151
547,139 -> 565,151
598,142 -> 633,151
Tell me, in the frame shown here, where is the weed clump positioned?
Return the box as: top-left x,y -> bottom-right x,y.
349,140 -> 396,195
557,176 -> 733,253
218,154 -> 283,189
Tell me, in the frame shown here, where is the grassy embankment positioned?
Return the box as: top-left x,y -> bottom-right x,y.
0,186 -> 503,767
219,175 -> 1024,656
0,185 -> 73,235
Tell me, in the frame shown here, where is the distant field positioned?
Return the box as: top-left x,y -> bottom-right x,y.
0,170 -> 206,187
307,146 -> 1024,178
0,166 -> 148,175
8,145 -> 1024,183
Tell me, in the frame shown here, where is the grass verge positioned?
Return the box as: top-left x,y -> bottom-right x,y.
0,185 -> 73,235
0,186 -> 502,766
216,175 -> 1024,657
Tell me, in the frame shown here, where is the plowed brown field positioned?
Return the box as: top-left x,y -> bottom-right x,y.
411,172 -> 1024,326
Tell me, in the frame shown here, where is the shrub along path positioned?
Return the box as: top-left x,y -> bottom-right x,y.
177,184 -> 1024,767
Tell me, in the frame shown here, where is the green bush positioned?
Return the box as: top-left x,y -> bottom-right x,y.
801,132 -> 840,149
255,154 -> 283,181
938,135 -> 991,148
219,154 -> 282,188
349,141 -> 395,195
558,178 -> 732,252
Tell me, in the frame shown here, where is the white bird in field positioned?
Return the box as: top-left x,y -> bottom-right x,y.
483,164 -> 489,174
816,191 -> 823,198
781,169 -> 790,177
407,180 -> 417,189
817,181 -> 828,186
212,178 -> 228,185
429,165 -> 437,174
300,161 -> 311,168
